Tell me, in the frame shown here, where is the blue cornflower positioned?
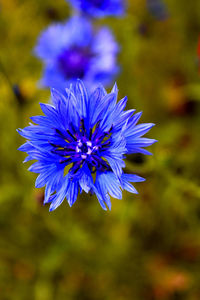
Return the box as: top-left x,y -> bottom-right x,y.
17,80 -> 156,211
66,0 -> 125,18
34,16 -> 119,90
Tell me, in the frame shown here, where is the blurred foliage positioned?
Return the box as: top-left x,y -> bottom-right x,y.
0,0 -> 200,299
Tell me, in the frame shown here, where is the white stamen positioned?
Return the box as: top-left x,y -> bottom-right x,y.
87,141 -> 92,147
76,146 -> 81,153
78,141 -> 82,147
87,148 -> 92,155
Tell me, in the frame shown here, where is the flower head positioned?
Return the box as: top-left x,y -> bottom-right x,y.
67,0 -> 125,18
34,16 -> 119,90
17,80 -> 156,211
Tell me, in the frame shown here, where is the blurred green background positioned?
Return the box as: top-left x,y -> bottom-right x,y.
1,0 -> 200,299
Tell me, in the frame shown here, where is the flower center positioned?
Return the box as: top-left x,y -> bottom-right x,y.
57,47 -> 91,79
51,119 -> 112,174
80,141 -> 88,153
76,140 -> 94,159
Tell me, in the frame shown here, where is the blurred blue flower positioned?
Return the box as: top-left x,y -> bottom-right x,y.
34,16 -> 119,90
66,0 -> 125,18
17,80 -> 156,211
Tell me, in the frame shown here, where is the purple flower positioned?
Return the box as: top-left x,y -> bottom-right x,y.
67,0 -> 125,18
17,80 -> 156,211
34,16 -> 119,91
